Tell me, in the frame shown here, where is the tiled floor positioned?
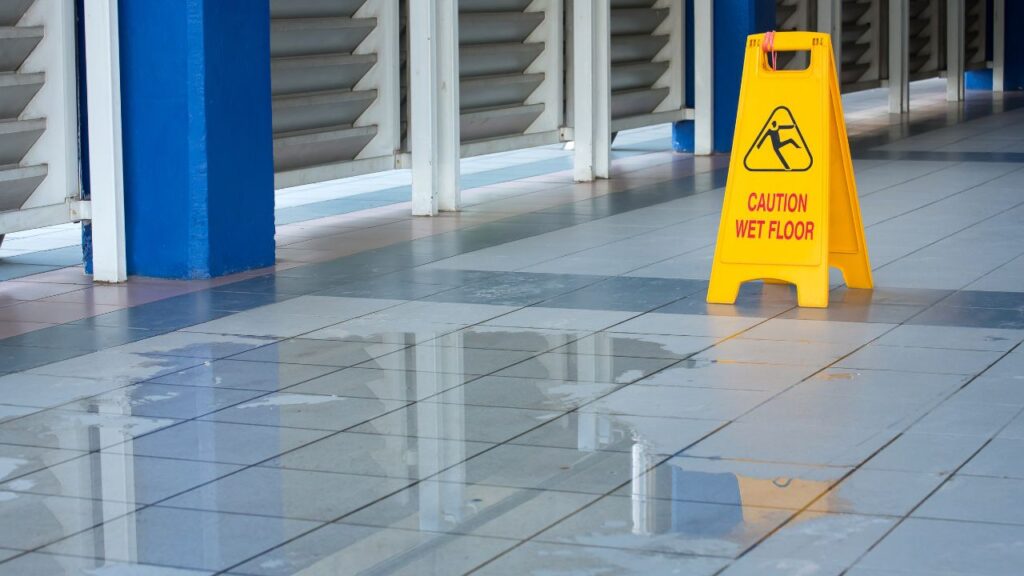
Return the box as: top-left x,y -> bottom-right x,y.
0,81 -> 1024,574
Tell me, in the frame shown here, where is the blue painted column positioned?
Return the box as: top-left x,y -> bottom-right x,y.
115,0 -> 275,279
673,0 -> 775,153
1003,1 -> 1024,90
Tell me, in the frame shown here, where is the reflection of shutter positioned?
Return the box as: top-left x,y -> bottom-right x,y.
0,0 -> 79,234
457,0 -> 563,154
909,0 -> 943,80
964,0 -> 987,71
271,0 -> 401,189
609,0 -> 686,130
839,0 -> 883,91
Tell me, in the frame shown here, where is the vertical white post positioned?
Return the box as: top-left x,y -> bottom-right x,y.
84,0 -> 127,283
694,0 -> 713,155
818,0 -> 842,73
410,0 -> 461,216
947,0 -> 965,101
572,0 -> 611,181
993,0 -> 1005,92
888,0 -> 910,113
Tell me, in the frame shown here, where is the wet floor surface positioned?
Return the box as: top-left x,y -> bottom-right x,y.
1,85 -> 1024,574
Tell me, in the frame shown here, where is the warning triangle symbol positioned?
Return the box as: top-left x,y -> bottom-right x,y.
743,106 -> 813,172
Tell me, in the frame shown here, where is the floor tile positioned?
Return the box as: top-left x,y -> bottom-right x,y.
1,453 -> 241,505
739,387 -> 937,430
363,301 -> 517,326
684,421 -> 900,467
952,374 -> 1024,406
960,438 -> 1024,478
779,302 -> 925,324
162,467 -> 412,522
200,393 -> 408,432
794,368 -> 967,402
636,359 -> 817,392
0,553 -> 210,575
228,524 -> 516,576
113,332 -> 277,360
61,383 -> 262,419
554,332 -> 717,359
339,481 -> 598,540
181,310 -> 347,338
492,352 -> 676,384
435,444 -> 634,495
350,403 -> 560,443
264,432 -> 494,480
27,349 -> 207,385
693,339 -> 856,367
837,345 -> 1003,375
0,491 -> 134,550
510,412 -> 724,456
856,517 -> 1024,576
536,276 -> 705,312
739,318 -> 894,345
0,410 -> 178,452
482,307 -> 638,331
584,385 -> 771,421
41,506 -> 319,572
434,376 -> 620,411
864,432 -> 988,474
427,326 -> 589,353
0,405 -> 37,423
473,541 -> 727,576
151,360 -> 338,391
808,469 -> 947,516
301,317 -> 466,345
359,346 -> 537,376
0,444 -> 84,483
0,345 -> 88,373
534,494 -> 793,558
612,313 -> 764,337
0,373 -> 125,409
126,420 -> 330,465
914,475 -> 1024,525
285,367 -> 472,401
719,511 -> 895,576
873,324 -> 1024,352
907,399 -> 1021,437
229,339 -> 407,367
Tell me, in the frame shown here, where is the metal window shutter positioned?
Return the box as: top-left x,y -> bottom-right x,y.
0,0 -> 79,238
271,0 -> 400,189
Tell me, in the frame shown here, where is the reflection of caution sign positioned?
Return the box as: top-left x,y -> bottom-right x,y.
707,32 -> 872,308
743,107 -> 812,172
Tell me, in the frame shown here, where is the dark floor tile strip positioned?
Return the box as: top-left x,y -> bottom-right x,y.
3,95 -> 1023,367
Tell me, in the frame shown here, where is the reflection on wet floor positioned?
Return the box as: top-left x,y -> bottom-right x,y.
0,313 -> 1021,574
2,89 -> 1024,574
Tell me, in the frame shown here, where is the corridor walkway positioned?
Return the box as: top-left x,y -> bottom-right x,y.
0,82 -> 1023,575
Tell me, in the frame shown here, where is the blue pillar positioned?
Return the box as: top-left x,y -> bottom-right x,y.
672,0 -> 775,153
115,0 -> 275,279
1004,1 -> 1024,90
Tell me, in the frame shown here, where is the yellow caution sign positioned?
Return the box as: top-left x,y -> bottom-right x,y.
707,31 -> 872,308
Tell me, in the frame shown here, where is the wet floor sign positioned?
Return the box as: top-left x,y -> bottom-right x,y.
707,31 -> 872,308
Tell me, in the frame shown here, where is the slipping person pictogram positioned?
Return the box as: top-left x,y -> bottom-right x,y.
743,106 -> 813,172
758,120 -> 801,170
